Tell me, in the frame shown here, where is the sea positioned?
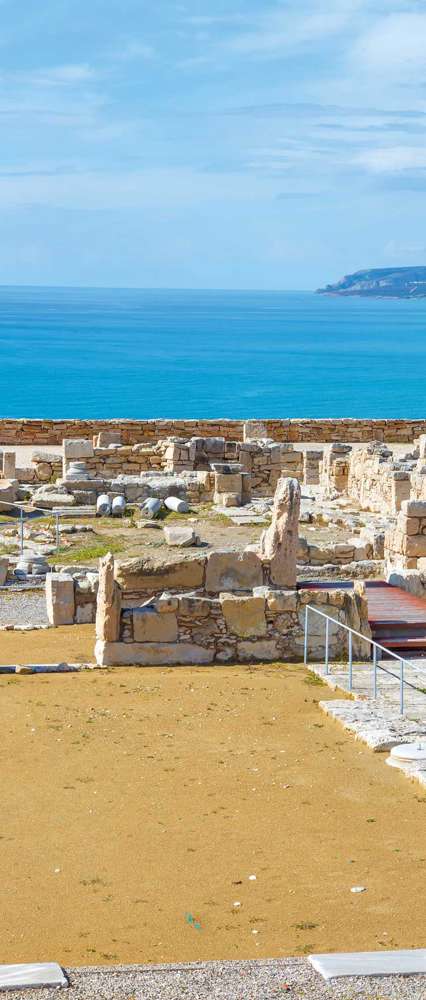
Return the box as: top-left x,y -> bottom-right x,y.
0,285 -> 426,419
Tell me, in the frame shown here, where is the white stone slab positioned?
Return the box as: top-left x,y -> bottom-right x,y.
0,962 -> 68,990
309,950 -> 426,980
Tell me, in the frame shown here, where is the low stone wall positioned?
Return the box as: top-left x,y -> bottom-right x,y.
347,444 -> 412,514
46,570 -> 98,625
298,536 -> 373,566
385,499 -> 426,571
320,444 -> 352,496
1,417 -> 426,446
94,552 -> 370,666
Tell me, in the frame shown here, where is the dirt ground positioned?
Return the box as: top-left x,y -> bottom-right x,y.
0,650 -> 425,967
0,623 -> 95,664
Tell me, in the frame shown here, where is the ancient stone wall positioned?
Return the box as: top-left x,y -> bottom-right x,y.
385,499 -> 426,572
1,417 -> 426,446
320,444 -> 352,496
347,444 -> 412,514
94,552 -> 369,667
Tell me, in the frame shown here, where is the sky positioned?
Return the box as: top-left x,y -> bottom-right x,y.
1,0 -> 426,289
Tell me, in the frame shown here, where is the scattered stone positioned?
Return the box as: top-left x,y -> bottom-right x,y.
163,526 -> 198,547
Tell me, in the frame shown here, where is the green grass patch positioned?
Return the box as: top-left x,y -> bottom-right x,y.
303,670 -> 325,687
55,537 -> 126,564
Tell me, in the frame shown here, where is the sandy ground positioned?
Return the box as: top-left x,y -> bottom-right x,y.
0,623 -> 95,663
0,649 -> 425,968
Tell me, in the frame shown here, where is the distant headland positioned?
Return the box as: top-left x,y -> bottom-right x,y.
317,267 -> 426,298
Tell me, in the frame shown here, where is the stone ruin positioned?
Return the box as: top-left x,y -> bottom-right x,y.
93,475 -> 370,667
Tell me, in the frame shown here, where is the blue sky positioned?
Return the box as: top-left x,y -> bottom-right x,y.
1,0 -> 426,288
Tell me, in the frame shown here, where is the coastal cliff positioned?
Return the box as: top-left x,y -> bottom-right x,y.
317,267 -> 426,298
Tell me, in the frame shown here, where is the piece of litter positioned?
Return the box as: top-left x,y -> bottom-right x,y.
233,902 -> 241,908
350,886 -> 367,893
54,868 -> 61,874
251,929 -> 259,935
248,874 -> 257,881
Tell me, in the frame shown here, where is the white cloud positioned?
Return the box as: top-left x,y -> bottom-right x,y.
352,13 -> 426,77
357,145 -> 426,172
0,64 -> 96,87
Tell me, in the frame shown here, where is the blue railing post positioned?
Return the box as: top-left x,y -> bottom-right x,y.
325,617 -> 329,674
304,606 -> 309,665
19,507 -> 24,556
348,631 -> 353,691
373,644 -> 378,699
400,659 -> 404,715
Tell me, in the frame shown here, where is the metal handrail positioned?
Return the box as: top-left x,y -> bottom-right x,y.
303,603 -> 426,715
0,499 -> 67,553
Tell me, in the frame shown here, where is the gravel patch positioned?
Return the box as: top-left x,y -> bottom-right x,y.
2,959 -> 426,1000
0,585 -> 48,627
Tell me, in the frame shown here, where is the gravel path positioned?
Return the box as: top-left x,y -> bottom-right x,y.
0,586 -> 48,627
3,960 -> 426,1000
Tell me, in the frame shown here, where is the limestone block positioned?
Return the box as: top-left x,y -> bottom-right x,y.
243,420 -> 268,441
133,608 -> 178,642
76,603 -> 95,623
418,434 -> 426,459
259,477 -> 300,587
266,589 -> 297,613
96,553 -> 121,641
46,573 -> 75,626
2,452 -> 16,478
220,594 -> 266,637
178,595 -> 213,617
95,639 -> 214,666
115,555 -> 206,592
402,499 -> 426,517
387,569 -> 425,598
237,639 -> 279,661
205,550 -> 263,593
0,556 -> 8,586
35,461 -> 53,482
214,472 -> 242,494
398,515 -> 420,536
163,526 -> 197,547
153,592 -> 179,613
96,431 -> 122,447
63,438 -> 94,460
403,534 -> 426,557
32,490 -> 76,509
214,492 -> 241,508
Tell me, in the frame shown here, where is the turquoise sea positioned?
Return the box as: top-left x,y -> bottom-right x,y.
0,285 -> 426,419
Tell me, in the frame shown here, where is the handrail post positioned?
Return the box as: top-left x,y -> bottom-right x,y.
304,606 -> 309,665
373,644 -> 378,699
348,631 -> 353,692
325,617 -> 329,674
19,507 -> 24,556
400,659 -> 404,715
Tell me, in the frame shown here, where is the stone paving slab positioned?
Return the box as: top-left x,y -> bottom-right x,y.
2,960 -> 426,1000
319,699 -> 426,752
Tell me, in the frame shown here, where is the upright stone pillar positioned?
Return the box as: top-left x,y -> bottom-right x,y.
260,476 -> 301,587
2,452 -> 16,479
96,552 -> 121,641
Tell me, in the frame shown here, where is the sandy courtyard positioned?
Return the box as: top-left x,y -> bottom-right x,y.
0,649 -> 425,967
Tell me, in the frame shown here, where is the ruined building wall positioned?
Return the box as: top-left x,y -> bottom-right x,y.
347,445 -> 412,514
1,417 -> 426,446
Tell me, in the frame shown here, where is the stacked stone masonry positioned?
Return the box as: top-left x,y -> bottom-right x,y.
2,417 -> 426,446
94,476 -> 371,667
347,444 -> 413,514
385,499 -> 426,572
